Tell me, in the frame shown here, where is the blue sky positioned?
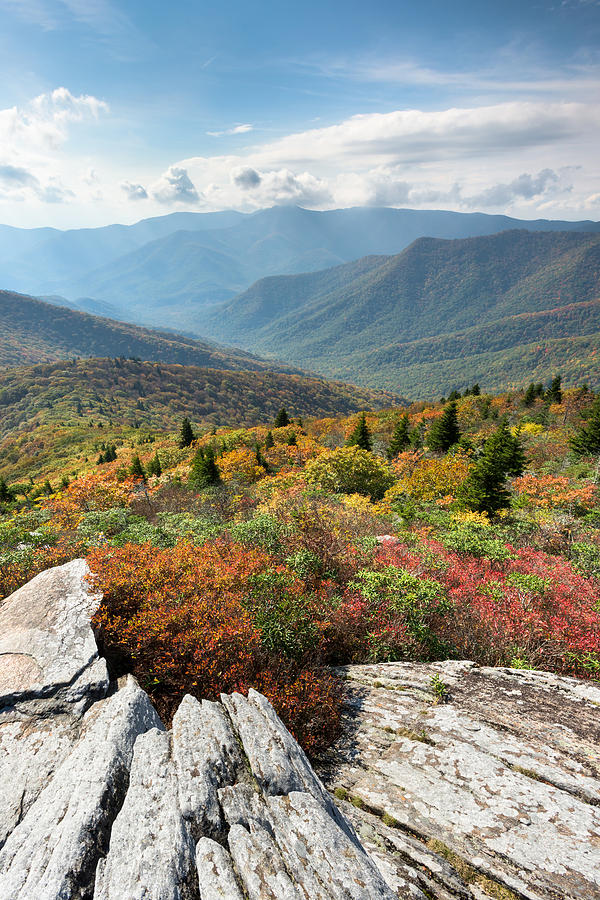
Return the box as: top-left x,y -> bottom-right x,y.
0,0 -> 599,226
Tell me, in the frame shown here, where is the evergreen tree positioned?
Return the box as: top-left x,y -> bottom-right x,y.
447,389 -> 461,401
286,431 -> 297,446
459,420 -> 525,514
42,479 -> 53,496
255,446 -> 270,473
130,455 -> 146,482
274,407 -> 290,428
189,446 -> 221,488
0,477 -> 13,502
523,383 -> 537,407
571,395 -> 600,455
147,452 -> 162,477
346,413 -> 372,452
471,383 -> 480,396
264,430 -> 275,449
427,401 -> 460,452
60,475 -> 70,490
179,416 -> 195,448
546,374 -> 562,404
386,414 -> 410,460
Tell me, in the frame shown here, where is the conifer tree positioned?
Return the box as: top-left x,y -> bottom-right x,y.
346,413 -> 372,452
386,414 -> 410,459
130,455 -> 146,482
0,477 -> 13,502
571,395 -> 600,455
459,420 -> 525,514
179,416 -> 195,448
274,407 -> 290,428
189,446 -> 221,488
427,401 -> 460,452
264,430 -> 275,449
286,431 -> 297,446
471,383 -> 480,396
523,383 -> 536,407
546,374 -> 562,404
147,452 -> 162,477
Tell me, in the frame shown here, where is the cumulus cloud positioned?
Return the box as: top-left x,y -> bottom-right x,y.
467,168 -> 561,207
0,87 -> 108,153
121,180 -> 148,200
207,124 -> 253,137
231,166 -> 262,189
0,163 -> 73,202
151,166 -> 201,204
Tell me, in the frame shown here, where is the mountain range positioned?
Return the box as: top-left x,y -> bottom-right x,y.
3,206 -> 600,333
197,229 -> 600,397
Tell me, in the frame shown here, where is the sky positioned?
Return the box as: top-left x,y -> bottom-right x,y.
0,0 -> 599,228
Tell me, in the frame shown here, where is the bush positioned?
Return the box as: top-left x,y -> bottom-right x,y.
304,446 -> 395,500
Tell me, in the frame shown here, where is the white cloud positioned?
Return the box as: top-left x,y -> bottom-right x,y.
121,181 -> 148,200
151,166 -> 202,205
207,124 -> 254,137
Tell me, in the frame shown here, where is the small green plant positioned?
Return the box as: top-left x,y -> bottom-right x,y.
429,673 -> 448,704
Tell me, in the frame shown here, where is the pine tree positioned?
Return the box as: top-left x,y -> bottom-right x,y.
274,407 -> 290,428
346,413 -> 372,452
130,455 -> 146,482
147,452 -> 162,477
179,416 -> 195,448
523,383 -> 536,407
571,395 -> 600,455
546,374 -> 562,404
264,430 -> 275,449
427,402 -> 460,452
459,420 -> 525,514
386,414 -> 410,460
189,446 -> 221,488
471,383 -> 481,396
286,431 -> 297,446
0,477 -> 13,502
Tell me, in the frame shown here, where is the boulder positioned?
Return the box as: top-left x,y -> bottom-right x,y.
0,560 -> 109,849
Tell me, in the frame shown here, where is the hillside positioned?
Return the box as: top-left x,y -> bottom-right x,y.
198,229 -> 600,397
0,290 -> 299,373
1,206 -> 598,330
0,357 -> 402,479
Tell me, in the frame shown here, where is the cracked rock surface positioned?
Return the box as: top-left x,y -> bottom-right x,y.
317,660 -> 600,900
1,562 -> 599,899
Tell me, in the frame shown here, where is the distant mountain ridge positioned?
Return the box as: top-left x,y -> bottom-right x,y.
0,289 -> 300,373
197,229 -> 600,397
1,206 -> 599,332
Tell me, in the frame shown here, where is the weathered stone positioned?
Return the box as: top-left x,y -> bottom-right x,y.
0,559 -> 108,706
196,838 -> 245,900
0,676 -> 161,900
94,727 -> 197,900
221,688 -> 357,844
320,660 -> 600,900
172,694 -> 244,841
227,821 -> 303,900
266,791 -> 397,899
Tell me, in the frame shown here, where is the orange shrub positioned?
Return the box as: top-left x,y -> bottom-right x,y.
88,540 -> 342,757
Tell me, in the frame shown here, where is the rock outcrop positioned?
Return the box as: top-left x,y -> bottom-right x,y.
1,561 -> 599,899
318,660 -> 600,900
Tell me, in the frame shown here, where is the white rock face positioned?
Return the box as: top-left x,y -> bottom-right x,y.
94,727 -> 196,900
0,559 -> 106,705
0,560 -> 110,849
0,676 -> 161,900
319,660 -> 600,900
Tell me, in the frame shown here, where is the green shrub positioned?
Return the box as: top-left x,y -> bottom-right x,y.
304,446 -> 395,500
229,513 -> 288,553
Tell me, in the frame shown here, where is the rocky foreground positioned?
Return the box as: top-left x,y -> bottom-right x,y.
0,560 -> 598,899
